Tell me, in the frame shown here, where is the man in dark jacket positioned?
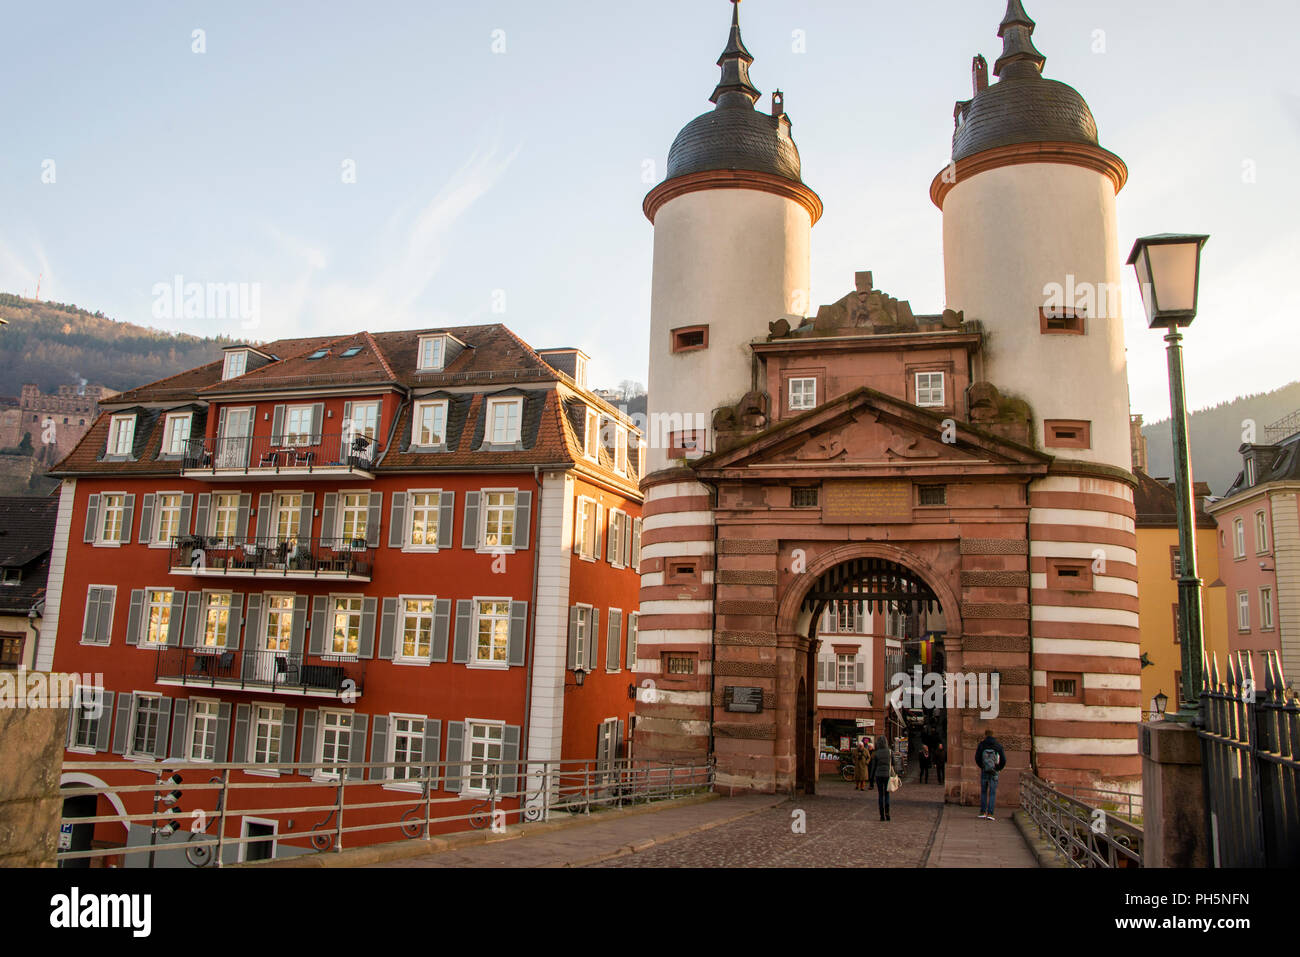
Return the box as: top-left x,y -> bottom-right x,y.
974,729 -> 1007,820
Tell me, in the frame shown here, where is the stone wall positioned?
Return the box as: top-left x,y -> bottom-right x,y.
0,701 -> 68,866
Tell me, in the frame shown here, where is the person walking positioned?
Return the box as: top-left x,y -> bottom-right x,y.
868,735 -> 893,821
852,740 -> 869,791
974,729 -> 1007,820
865,737 -> 876,790
933,742 -> 946,785
918,743 -> 931,784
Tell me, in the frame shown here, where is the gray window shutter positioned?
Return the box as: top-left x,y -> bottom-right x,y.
96,589 -> 115,644
236,493 -> 252,541
309,403 -> 324,444
378,597 -> 398,660
423,720 -> 442,790
452,600 -> 473,663
214,702 -> 232,762
607,610 -> 622,671
817,659 -> 828,688
194,493 -> 211,538
632,517 -> 642,572
514,491 -> 532,549
437,491 -> 455,549
245,594 -> 264,655
183,591 -> 202,647
500,725 -> 521,797
856,661 -> 866,690
594,504 -> 603,561
607,513 -> 617,563
137,494 -> 156,544
432,599 -> 451,662
342,402 -> 353,435
121,495 -> 136,542
270,404 -> 286,444
152,697 -> 172,758
290,595 -> 308,656
586,611 -> 600,671
462,492 -> 480,549
255,492 -> 272,542
227,593 -> 244,650
126,589 -> 144,646
358,596 -> 378,658
298,709 -> 318,773
369,715 -> 389,781
320,492 -> 338,544
389,492 -> 407,548
280,708 -> 298,766
622,514 -> 632,568
168,698 -> 189,759
83,494 -> 100,543
309,597 -> 328,654
445,721 -> 465,793
232,703 -> 251,763
179,494 -> 194,538
347,714 -> 368,781
508,601 -> 527,667
81,588 -> 100,643
298,493 -> 314,541
166,591 -> 186,646
95,692 -> 116,752
568,607 -> 581,669
112,693 -> 134,754
616,719 -> 626,760
365,492 -> 383,548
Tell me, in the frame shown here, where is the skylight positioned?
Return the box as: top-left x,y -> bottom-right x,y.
340,346 -> 363,358
307,349 -> 329,360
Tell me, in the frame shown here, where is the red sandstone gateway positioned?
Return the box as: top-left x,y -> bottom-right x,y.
40,324 -> 644,864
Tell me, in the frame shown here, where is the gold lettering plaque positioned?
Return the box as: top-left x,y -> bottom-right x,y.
822,479 -> 911,524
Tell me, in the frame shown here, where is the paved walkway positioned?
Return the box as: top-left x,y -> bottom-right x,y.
926,801 -> 1039,868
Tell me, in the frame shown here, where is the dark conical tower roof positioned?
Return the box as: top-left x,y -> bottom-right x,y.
951,0 -> 1099,162
665,1 -> 804,183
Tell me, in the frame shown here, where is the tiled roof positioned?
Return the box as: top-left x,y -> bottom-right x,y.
0,495 -> 57,613
1134,469 -> 1216,529
1222,435 -> 1300,498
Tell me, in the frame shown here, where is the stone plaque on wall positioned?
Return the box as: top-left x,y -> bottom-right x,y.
724,686 -> 764,713
823,479 -> 911,524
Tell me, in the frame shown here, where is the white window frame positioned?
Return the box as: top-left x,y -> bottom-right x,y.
575,496 -> 598,561
1255,510 -> 1269,553
140,588 -> 175,647
464,719 -> 505,797
68,687 -> 106,754
614,427 -> 628,474
152,491 -> 184,547
627,612 -> 638,673
1245,458 -> 1257,486
162,412 -> 193,456
222,350 -> 248,380
329,595 -> 364,657
1233,518 -> 1245,559
1237,590 -> 1251,632
584,409 -> 600,461
339,492 -> 369,547
572,603 -> 592,669
412,400 -> 449,448
249,703 -> 285,775
282,404 -> 315,447
479,488 -> 517,552
262,594 -> 294,655
836,653 -> 857,691
915,372 -> 945,408
789,377 -> 817,411
128,692 -> 163,759
97,492 -> 127,546
188,698 -> 221,763
573,354 -> 587,389
397,595 -> 437,662
470,597 -> 512,669
1261,587 -> 1274,631
199,591 -> 234,651
108,414 -> 136,456
315,709 -> 353,782
349,401 -> 381,443
417,335 -> 445,372
608,509 -> 627,569
386,713 -> 427,789
211,492 -> 241,543
405,490 -> 443,552
485,397 -> 523,445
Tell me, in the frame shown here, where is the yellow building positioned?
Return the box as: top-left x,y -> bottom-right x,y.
1134,470 -> 1227,715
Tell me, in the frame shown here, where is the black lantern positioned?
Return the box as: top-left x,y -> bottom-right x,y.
1154,690 -> 1169,718
1126,234 -> 1209,328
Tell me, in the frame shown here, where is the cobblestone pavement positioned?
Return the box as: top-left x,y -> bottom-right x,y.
591,779 -> 947,868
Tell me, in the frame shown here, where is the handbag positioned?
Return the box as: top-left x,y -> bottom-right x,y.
888,764 -> 901,793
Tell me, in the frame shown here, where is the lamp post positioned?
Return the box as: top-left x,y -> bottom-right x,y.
1128,233 -> 1210,724
1154,690 -> 1169,719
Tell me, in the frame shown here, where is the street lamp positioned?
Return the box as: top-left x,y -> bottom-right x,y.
1128,233 -> 1210,724
1154,690 -> 1169,719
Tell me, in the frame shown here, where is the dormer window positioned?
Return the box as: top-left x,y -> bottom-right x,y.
1245,457 -> 1257,487
614,427 -> 628,474
162,412 -> 192,456
574,354 -> 588,389
222,351 -> 248,380
584,409 -> 600,461
418,336 -> 446,372
485,398 -> 522,445
413,399 -> 449,447
108,414 -> 136,457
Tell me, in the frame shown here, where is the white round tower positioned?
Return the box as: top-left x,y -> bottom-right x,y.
933,0 -> 1130,471
643,0 -> 821,477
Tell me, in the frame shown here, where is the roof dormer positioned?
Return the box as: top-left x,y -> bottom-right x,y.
538,348 -> 590,389
221,343 -> 274,381
416,332 -> 467,373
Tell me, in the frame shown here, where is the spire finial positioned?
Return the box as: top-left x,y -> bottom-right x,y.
711,0 -> 760,108
994,0 -> 1046,80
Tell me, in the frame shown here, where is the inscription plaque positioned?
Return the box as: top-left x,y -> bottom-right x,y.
724,685 -> 764,714
823,479 -> 912,524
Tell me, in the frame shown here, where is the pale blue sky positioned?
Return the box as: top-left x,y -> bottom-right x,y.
2,0 -> 1297,424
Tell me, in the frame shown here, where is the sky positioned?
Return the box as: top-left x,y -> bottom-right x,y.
2,0 -> 1297,423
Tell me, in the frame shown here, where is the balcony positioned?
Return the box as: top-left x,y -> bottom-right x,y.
180,432 -> 381,480
155,647 -> 365,699
169,536 -> 374,582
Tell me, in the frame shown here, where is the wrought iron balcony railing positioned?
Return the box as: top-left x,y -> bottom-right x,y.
180,432 -> 381,476
168,536 -> 374,581
154,646 -> 365,698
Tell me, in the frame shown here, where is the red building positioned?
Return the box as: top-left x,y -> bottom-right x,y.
37,324 -> 643,864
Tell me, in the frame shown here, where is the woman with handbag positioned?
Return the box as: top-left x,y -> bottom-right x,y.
867,735 -> 894,821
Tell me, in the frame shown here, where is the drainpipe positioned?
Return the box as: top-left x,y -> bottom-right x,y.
520,465 -> 544,784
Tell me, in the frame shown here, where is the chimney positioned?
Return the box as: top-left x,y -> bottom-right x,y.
972,55 -> 989,94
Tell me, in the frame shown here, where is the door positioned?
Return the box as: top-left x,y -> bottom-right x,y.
218,408 -> 253,468
242,820 -> 276,862
258,595 -> 294,684
59,793 -> 97,869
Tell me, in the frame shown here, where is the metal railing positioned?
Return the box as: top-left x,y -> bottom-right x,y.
56,756 -> 713,867
1199,650 -> 1300,867
181,432 -> 381,474
1263,410 -> 1300,444
1019,772 -> 1143,868
154,647 -> 365,696
168,535 -> 375,580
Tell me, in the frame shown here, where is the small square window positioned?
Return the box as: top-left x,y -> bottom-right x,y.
665,654 -> 696,676
667,430 -> 706,459
791,487 -> 819,508
671,326 -> 709,353
914,372 -> 945,408
917,485 -> 946,506
788,378 -> 817,412
1045,420 -> 1092,449
485,399 -> 523,445
1046,558 -> 1093,591
1039,307 -> 1085,335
